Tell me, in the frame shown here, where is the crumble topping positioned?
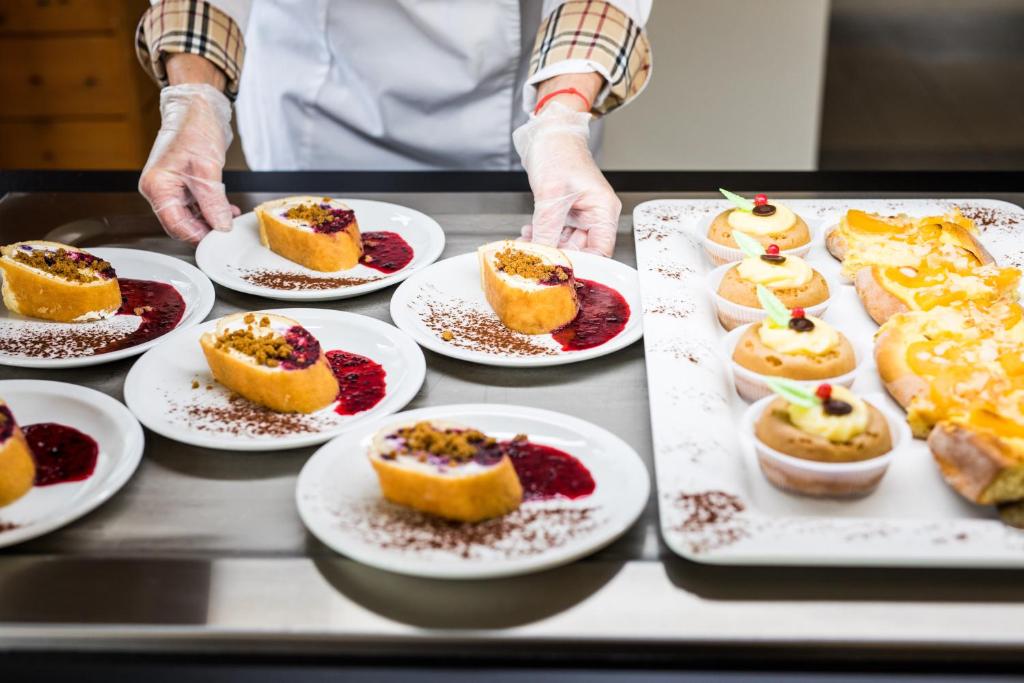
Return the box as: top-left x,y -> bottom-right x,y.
214,314 -> 292,367
494,247 -> 569,283
283,201 -> 356,234
394,421 -> 497,462
13,248 -> 114,283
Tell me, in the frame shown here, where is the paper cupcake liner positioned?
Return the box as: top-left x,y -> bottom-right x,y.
705,263 -> 835,331
741,393 -> 910,499
723,324 -> 865,402
701,224 -> 817,267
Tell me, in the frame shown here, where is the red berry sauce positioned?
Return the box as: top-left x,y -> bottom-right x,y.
326,350 -> 387,415
503,440 -> 595,501
94,278 -> 186,354
0,405 -> 14,443
551,278 -> 630,351
282,326 -> 322,370
360,231 -> 414,274
309,206 -> 357,234
22,423 -> 98,486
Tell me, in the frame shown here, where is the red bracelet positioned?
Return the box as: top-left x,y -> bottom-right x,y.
533,87 -> 592,115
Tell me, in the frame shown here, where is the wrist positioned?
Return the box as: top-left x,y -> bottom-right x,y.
535,72 -> 603,115
165,53 -> 227,92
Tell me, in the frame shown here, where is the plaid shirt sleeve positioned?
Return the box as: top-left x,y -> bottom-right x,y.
528,0 -> 653,115
135,0 -> 246,100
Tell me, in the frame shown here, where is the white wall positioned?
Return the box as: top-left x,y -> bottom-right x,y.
600,0 -> 830,170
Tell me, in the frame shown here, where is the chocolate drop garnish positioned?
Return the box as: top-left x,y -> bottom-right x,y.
752,204 -> 777,217
823,399 -> 853,416
759,254 -> 787,264
788,317 -> 815,332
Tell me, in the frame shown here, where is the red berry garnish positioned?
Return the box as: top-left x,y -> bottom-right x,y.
815,384 -> 832,401
791,307 -> 805,319
766,244 -> 780,255
754,193 -> 768,206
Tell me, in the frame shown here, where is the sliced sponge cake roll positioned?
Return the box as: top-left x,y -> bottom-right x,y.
478,240 -> 579,335
368,419 -> 523,523
0,399 -> 35,507
256,196 -> 362,272
200,312 -> 339,413
0,241 -> 121,322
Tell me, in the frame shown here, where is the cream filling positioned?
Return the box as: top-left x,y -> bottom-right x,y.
736,255 -> 814,289
786,386 -> 870,443
727,202 -> 797,236
758,315 -> 840,356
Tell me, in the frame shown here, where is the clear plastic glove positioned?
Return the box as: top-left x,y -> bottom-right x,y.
139,83 -> 236,244
513,101 -> 622,257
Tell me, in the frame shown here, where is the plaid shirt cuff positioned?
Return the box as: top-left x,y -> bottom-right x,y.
528,0 -> 652,115
135,0 -> 245,100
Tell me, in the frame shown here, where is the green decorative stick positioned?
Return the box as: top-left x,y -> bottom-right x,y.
756,285 -> 791,326
765,377 -> 819,408
719,188 -> 754,212
732,229 -> 765,258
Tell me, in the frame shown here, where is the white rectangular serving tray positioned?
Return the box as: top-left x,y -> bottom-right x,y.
634,197 -> 1024,567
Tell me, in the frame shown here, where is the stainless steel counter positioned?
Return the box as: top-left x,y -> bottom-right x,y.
2,189 -> 1024,664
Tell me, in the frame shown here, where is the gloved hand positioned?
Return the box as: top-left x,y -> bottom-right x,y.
138,83 -> 237,244
513,101 -> 621,257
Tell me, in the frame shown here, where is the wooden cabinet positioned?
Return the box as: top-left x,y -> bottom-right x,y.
0,0 -> 158,169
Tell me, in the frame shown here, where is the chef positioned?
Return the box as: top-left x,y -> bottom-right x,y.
135,0 -> 652,257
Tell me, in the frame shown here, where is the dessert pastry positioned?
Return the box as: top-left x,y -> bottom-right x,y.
0,241 -> 120,323
875,302 -> 1024,437
855,256 -> 1020,325
826,209 -> 992,279
751,380 -> 897,497
368,419 -> 523,522
199,312 -> 339,413
928,399 -> 1024,506
705,189 -> 811,263
0,400 -> 35,507
712,232 -> 830,330
256,196 -> 362,272
730,287 -> 856,399
478,240 -> 579,335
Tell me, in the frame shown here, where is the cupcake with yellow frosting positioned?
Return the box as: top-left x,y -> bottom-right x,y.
708,231 -> 832,330
703,189 -> 812,265
727,286 -> 859,401
745,379 -> 904,498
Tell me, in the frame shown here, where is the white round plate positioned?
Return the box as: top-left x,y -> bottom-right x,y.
195,199 -> 445,301
0,248 -> 215,369
0,380 -> 144,549
296,403 -> 650,580
123,308 -> 425,451
389,251 -> 643,367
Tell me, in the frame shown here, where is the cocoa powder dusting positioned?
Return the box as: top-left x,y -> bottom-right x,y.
336,501 -> 601,559
0,316 -> 139,359
237,269 -> 379,290
170,392 -> 333,437
672,490 -> 750,553
415,296 -> 557,357
0,521 -> 18,533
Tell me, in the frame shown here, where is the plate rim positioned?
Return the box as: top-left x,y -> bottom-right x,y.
389,250 -> 644,368
0,378 -> 145,549
295,402 -> 651,580
123,307 -> 426,451
195,199 -> 446,301
0,247 -> 216,369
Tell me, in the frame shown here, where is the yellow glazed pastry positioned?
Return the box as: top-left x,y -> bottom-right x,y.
478,240 -> 579,334
0,241 -> 121,323
0,399 -> 35,507
368,419 -> 523,522
199,312 -> 339,414
256,196 -> 363,272
827,209 -> 992,279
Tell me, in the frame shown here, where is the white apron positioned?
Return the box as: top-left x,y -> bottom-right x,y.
235,0 -> 555,171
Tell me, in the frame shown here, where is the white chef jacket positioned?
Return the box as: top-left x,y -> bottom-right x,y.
206,0 -> 651,171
